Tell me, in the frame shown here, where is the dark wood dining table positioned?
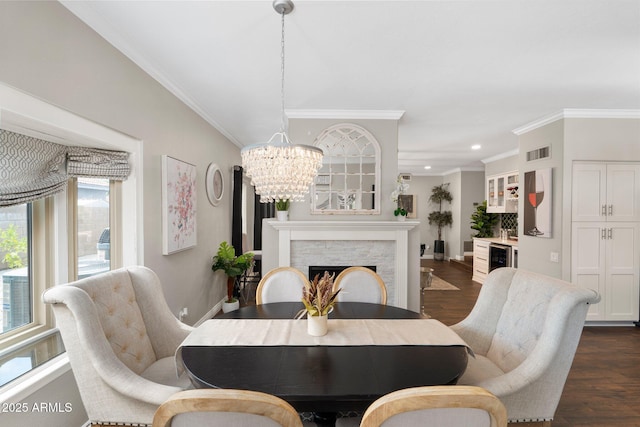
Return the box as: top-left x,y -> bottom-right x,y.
179,302 -> 469,425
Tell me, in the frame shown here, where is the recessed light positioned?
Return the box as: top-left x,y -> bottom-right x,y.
471,144 -> 481,150
424,166 -> 431,170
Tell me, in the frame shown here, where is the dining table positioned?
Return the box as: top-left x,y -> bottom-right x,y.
177,302 -> 470,426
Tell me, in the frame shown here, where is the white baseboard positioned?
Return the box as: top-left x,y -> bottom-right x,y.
194,298 -> 224,327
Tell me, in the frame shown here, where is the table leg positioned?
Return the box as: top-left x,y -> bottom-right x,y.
312,412 -> 337,427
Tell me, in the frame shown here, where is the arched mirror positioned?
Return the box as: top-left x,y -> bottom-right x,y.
311,124 -> 381,214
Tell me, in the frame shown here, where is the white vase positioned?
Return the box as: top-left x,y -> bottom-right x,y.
307,314 -> 328,336
396,215 -> 406,221
222,299 -> 240,313
276,210 -> 288,221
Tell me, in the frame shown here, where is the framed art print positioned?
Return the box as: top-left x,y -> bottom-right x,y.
523,167 -> 552,238
162,155 -> 197,254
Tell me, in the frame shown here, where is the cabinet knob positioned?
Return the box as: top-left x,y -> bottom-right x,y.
602,228 -> 607,240
602,205 -> 607,216
608,228 -> 613,240
609,205 -> 613,216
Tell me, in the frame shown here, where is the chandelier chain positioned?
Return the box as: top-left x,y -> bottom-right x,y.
280,10 -> 286,136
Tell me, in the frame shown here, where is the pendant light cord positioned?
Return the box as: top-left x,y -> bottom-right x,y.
280,10 -> 287,138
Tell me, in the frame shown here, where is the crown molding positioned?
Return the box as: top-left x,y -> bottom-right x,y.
481,148 -> 519,164
286,109 -> 405,120
513,109 -> 640,136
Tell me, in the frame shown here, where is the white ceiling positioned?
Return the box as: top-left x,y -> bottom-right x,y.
61,0 -> 640,176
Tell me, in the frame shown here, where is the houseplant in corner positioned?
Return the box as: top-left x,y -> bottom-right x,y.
427,183 -> 453,261
470,200 -> 499,238
211,241 -> 254,313
298,271 -> 341,336
275,198 -> 290,221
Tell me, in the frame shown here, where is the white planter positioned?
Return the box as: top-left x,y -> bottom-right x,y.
222,300 -> 240,313
276,210 -> 289,221
307,314 -> 328,336
396,215 -> 406,221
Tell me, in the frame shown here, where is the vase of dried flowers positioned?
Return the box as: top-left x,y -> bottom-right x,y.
299,271 -> 341,336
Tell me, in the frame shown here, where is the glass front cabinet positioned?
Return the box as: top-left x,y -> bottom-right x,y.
487,171 -> 518,213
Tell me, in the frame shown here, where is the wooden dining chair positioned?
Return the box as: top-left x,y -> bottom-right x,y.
333,266 -> 387,305
256,266 -> 309,304
152,389 -> 304,427
359,386 -> 507,427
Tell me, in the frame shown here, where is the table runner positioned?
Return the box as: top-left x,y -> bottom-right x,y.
176,318 -> 470,375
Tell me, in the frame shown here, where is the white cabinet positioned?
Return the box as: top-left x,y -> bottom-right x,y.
472,239 -> 490,284
487,171 -> 518,213
572,163 -> 640,222
572,222 -> 639,321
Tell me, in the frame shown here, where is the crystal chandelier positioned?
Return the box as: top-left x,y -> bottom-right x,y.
241,0 -> 323,203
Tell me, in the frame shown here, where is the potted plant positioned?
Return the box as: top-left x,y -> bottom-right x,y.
394,207 -> 408,221
427,184 -> 453,261
211,241 -> 254,313
470,200 -> 499,238
297,271 -> 341,336
275,198 -> 290,221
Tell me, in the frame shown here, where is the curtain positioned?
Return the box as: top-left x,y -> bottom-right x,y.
231,165 -> 243,256
67,147 -> 130,180
0,129 -> 130,207
0,129 -> 67,206
253,195 -> 274,250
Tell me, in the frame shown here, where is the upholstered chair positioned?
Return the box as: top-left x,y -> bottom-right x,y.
152,389 -> 304,427
333,266 -> 387,305
359,385 -> 507,427
451,268 -> 600,424
42,266 -> 194,426
256,266 -> 308,304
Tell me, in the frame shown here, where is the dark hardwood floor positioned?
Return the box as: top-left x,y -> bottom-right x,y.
422,259 -> 640,427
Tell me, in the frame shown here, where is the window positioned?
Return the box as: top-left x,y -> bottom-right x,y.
75,178 -> 111,279
0,204 -> 31,335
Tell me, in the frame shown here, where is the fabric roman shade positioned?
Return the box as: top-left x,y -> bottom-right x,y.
0,129 -> 130,207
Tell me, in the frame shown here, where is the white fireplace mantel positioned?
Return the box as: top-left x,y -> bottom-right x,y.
262,220 -> 421,310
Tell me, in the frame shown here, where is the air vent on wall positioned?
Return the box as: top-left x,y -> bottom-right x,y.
526,146 -> 551,162
399,173 -> 412,181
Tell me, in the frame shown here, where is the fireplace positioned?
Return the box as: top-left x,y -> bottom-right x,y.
308,265 -> 376,281
262,220 -> 420,310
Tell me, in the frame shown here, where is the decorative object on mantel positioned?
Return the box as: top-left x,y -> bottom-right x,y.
275,198 -> 290,221
394,207 -> 407,221
212,241 -> 254,313
241,0 -> 323,203
428,183 -> 453,261
298,271 -> 341,336
391,175 -> 410,220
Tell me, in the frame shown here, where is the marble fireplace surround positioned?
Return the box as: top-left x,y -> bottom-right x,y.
261,220 -> 421,310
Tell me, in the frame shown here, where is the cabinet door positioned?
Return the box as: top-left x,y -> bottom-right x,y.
606,164 -> 640,222
605,223 -> 640,320
572,163 -> 606,222
572,222 -> 606,320
487,175 -> 506,213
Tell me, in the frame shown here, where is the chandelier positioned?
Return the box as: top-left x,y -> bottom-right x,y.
241,0 -> 323,203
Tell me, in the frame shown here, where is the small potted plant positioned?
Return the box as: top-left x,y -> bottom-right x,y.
211,241 -> 254,313
297,271 -> 341,336
470,200 -> 499,238
275,198 -> 290,221
394,207 -> 408,221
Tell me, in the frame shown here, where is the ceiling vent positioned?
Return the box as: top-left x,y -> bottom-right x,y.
526,146 -> 551,162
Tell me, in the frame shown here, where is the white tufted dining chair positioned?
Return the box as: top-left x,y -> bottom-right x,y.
42,266 -> 194,426
451,268 -> 600,424
255,266 -> 308,305
333,266 -> 387,305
